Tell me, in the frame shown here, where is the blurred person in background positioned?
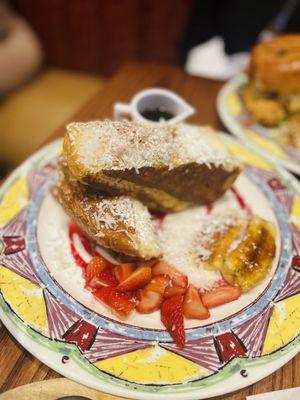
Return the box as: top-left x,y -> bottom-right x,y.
0,0 -> 103,175
0,0 -> 42,94
0,0 -> 42,175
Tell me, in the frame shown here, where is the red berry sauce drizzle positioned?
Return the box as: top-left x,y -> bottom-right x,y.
206,203 -> 213,214
151,213 -> 166,228
69,222 -> 97,270
68,222 -> 118,288
230,187 -> 253,216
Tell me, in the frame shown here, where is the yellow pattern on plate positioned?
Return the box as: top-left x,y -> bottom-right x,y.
0,265 -> 48,334
245,130 -> 286,159
262,294 -> 300,355
227,92 -> 243,116
290,197 -> 300,229
95,344 -> 207,384
228,143 -> 273,171
0,176 -> 29,228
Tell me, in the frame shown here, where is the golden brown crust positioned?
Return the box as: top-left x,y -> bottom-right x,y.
249,35 -> 300,94
54,170 -> 161,260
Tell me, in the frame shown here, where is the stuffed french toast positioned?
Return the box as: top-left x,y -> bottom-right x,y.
63,120 -> 242,213
54,160 -> 162,260
54,119 -> 276,348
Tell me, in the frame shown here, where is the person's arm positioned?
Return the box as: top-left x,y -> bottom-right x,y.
0,1 -> 43,94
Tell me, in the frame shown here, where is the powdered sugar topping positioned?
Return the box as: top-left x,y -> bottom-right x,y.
80,192 -> 161,257
194,210 -> 247,261
66,120 -> 239,172
91,196 -> 135,231
158,207 -> 247,289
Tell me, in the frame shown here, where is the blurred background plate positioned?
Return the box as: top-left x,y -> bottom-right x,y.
217,73 -> 300,175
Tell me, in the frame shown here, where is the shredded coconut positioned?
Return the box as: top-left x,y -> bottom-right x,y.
77,191 -> 161,257
195,211 -> 247,261
66,120 -> 239,172
82,196 -> 135,230
158,207 -> 247,289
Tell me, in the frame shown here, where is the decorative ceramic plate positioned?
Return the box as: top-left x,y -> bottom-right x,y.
217,73 -> 300,175
0,135 -> 299,400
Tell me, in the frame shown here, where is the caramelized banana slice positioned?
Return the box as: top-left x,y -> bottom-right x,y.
222,217 -> 276,292
204,224 -> 246,271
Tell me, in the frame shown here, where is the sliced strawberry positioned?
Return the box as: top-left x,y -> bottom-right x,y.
174,274 -> 188,289
101,266 -> 118,285
86,256 -> 108,280
201,285 -> 242,309
127,290 -> 139,305
86,256 -> 117,288
94,287 -> 136,319
161,295 -> 185,348
117,266 -> 152,292
183,285 -> 210,320
114,263 -> 136,283
145,275 -> 170,294
198,278 -> 227,294
136,289 -> 163,313
152,260 -> 175,277
152,261 -> 187,288
88,266 -> 118,288
137,260 -> 158,268
164,285 -> 187,298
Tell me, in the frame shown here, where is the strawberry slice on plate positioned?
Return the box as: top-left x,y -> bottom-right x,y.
145,275 -> 170,294
86,256 -> 108,279
201,285 -> 242,309
183,285 -> 210,319
94,286 -> 136,319
136,289 -> 163,313
137,260 -> 158,268
151,262 -> 188,298
114,263 -> 136,283
99,266 -> 118,286
164,284 -> 187,298
152,261 -> 188,288
161,294 -> 185,348
86,256 -> 118,288
117,266 -> 152,292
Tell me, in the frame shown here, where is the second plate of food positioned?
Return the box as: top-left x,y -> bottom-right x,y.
0,122 -> 299,400
217,35 -> 300,175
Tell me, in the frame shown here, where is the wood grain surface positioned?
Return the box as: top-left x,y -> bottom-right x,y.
0,62 -> 299,398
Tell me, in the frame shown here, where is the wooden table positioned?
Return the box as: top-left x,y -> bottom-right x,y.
0,62 -> 299,399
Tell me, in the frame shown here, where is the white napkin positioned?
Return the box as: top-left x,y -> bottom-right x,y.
185,36 -> 249,80
247,387 -> 300,400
